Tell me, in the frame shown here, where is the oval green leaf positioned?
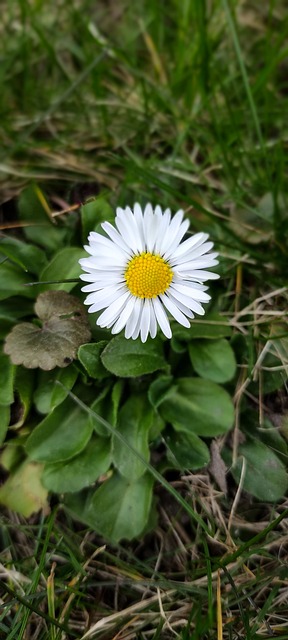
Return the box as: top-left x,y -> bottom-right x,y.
34,366 -> 78,414
101,336 -> 167,377
231,439 -> 288,502
78,341 -> 110,379
26,398 -> 93,463
112,396 -> 152,480
189,338 -> 237,383
148,376 -> 174,410
165,430 -> 210,470
85,472 -> 154,542
159,378 -> 234,436
42,436 -> 112,493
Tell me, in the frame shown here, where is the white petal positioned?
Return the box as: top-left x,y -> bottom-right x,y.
154,204 -> 163,217
121,207 -> 144,252
131,307 -> 143,340
81,272 -> 123,289
87,231 -> 110,244
160,294 -> 190,328
162,218 -> 190,259
79,271 -> 121,283
101,221 -> 133,255
140,299 -> 151,342
170,282 -> 211,302
149,303 -> 158,338
80,256 -> 126,270
86,242 -> 126,262
175,257 -> 219,272
97,291 -> 130,327
115,210 -> 141,254
166,291 -> 195,318
125,298 -> 143,339
152,297 -> 172,339
80,272 -> 122,287
158,209 -> 184,255
183,281 -> 208,291
133,203 -> 145,244
170,242 -> 216,266
111,296 -> 137,334
169,286 -> 205,315
84,285 -> 126,311
184,269 -> 220,281
171,232 -> 209,261
143,203 -> 156,252
86,232 -> 125,253
154,209 -> 171,253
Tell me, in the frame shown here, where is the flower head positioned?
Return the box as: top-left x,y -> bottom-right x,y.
79,204 -> 219,342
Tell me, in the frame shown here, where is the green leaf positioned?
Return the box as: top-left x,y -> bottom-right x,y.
39,247 -> 86,292
113,396 -> 152,480
12,367 -> 35,428
89,385 -> 112,437
0,259 -> 36,301
0,237 -> 47,275
188,339 -> 237,383
0,444 -> 23,472
4,291 -> 91,370
88,381 -> 123,437
0,461 -> 48,517
148,376 -> 174,410
0,405 -> 10,445
110,380 -> 124,427
0,352 -> 15,405
149,413 -> 165,440
249,351 -> 285,395
34,366 -> 78,414
159,378 -> 234,436
81,197 -> 114,242
0,298 -> 33,322
0,298 -> 34,339
78,341 -> 110,379
165,430 -> 210,470
85,472 -> 154,542
26,398 -> 93,463
230,440 -> 288,502
42,436 -> 112,493
259,417 -> 288,463
101,336 -> 167,377
171,337 -> 187,353
172,312 -> 232,341
18,185 -> 68,251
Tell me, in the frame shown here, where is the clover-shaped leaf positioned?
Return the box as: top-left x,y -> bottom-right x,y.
4,291 -> 91,370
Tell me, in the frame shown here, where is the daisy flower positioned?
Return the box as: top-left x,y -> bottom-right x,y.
79,203 -> 219,342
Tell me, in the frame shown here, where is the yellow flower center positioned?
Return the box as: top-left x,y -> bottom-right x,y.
125,252 -> 173,299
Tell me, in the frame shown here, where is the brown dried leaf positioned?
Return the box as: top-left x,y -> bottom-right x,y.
209,440 -> 227,494
35,290 -> 86,321
4,291 -> 91,370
